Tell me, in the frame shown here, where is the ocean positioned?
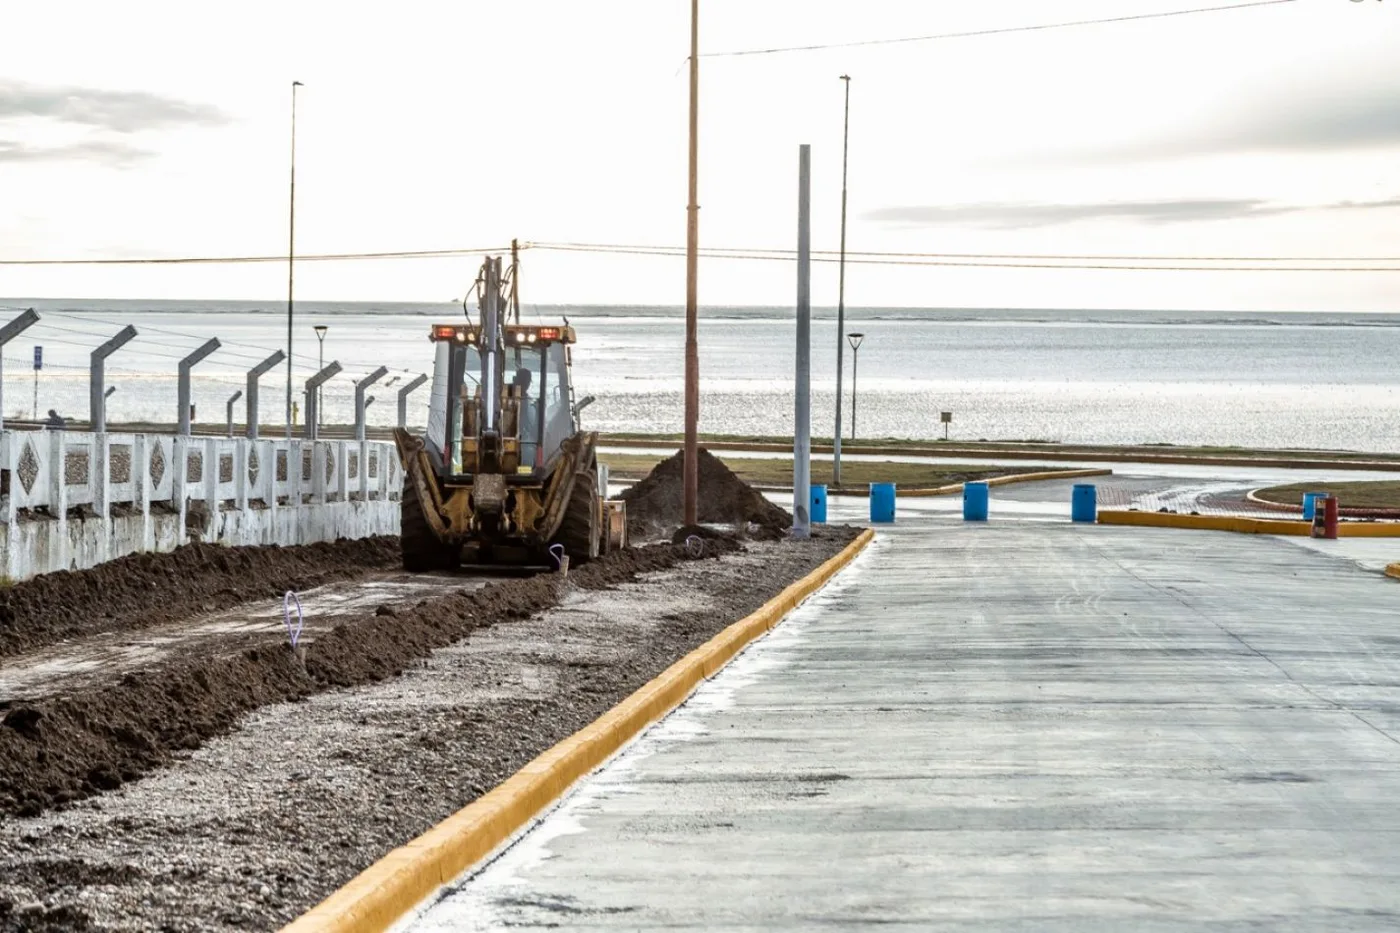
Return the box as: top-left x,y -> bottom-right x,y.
4,299 -> 1400,453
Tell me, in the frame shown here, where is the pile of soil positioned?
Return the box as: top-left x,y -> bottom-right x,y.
620,448 -> 792,539
0,537 -> 399,659
0,540 -> 733,818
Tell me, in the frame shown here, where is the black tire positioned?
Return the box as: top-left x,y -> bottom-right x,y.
401,475 -> 458,572
553,467 -> 600,565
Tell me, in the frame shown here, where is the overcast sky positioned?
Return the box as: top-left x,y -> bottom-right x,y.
1,0 -> 1396,310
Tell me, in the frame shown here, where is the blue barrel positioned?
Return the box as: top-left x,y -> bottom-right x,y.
963,481 -> 989,522
811,484 -> 828,524
1302,491 -> 1327,520
1071,484 -> 1097,523
870,483 -> 896,523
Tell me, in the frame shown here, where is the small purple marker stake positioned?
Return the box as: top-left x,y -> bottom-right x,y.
282,591 -> 304,649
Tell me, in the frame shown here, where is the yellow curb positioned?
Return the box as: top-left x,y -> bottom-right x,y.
1098,510 -> 1312,535
1338,523 -> 1400,538
1386,563 -> 1400,579
1097,510 -> 1400,537
900,468 -> 1112,498
281,528 -> 876,933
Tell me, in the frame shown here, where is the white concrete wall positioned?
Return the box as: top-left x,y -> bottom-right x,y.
0,429 -> 402,582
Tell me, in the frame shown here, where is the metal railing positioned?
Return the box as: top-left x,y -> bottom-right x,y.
0,429 -> 402,524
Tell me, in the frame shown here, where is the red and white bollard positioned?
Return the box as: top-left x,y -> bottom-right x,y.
1311,495 -> 1339,540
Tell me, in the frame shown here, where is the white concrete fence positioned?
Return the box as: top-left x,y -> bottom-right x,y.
0,429 -> 403,582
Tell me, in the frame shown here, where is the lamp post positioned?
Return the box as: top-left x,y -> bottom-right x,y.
833,74 -> 851,485
314,324 -> 327,428
682,0 -> 700,528
285,79 -> 304,439
847,332 -> 864,440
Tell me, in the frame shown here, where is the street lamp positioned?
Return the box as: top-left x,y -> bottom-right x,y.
314,324 -> 327,428
847,332 -> 864,441
285,79 -> 304,439
833,73 -> 852,485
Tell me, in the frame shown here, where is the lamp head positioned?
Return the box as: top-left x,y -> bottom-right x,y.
847,331 -> 865,351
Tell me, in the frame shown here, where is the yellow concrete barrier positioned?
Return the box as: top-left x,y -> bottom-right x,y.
901,468 -> 1112,498
1338,523 -> 1400,538
281,527 -> 876,933
1098,510 -> 1400,538
1097,510 -> 1311,535
1385,563 -> 1400,579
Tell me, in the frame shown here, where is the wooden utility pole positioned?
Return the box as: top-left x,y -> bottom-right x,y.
683,0 -> 700,527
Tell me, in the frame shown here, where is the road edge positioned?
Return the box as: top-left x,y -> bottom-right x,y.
1098,510 -> 1400,537
280,527 -> 876,933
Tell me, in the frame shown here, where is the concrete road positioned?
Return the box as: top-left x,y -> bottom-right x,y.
407,514 -> 1400,931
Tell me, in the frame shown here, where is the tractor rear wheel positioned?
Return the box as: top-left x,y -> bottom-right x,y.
553,467 -> 600,565
400,476 -> 459,572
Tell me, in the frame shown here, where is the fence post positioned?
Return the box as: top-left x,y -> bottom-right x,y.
246,350 -> 286,440
336,440 -> 349,504
397,374 -> 428,429
132,434 -> 152,552
234,437 -> 249,512
311,441 -> 327,504
0,309 -> 39,432
177,338 -> 220,435
92,432 -> 110,521
90,326 -> 137,432
304,362 -> 343,440
171,435 -> 188,541
354,367 -> 389,441
48,429 -> 68,570
203,437 -> 219,542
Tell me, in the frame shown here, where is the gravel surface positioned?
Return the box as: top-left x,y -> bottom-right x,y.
0,527 -> 857,932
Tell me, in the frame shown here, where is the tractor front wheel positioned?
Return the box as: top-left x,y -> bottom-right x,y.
553,467 -> 600,565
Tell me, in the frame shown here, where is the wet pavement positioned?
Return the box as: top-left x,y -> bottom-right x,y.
404,492 -> 1400,931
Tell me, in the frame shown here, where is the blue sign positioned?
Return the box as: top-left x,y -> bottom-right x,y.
33,346 -> 42,371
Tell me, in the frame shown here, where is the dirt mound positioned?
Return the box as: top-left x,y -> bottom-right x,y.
0,537 -> 399,660
0,540 -> 730,818
620,448 -> 791,540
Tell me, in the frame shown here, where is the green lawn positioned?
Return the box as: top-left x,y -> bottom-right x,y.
1253,481 -> 1400,509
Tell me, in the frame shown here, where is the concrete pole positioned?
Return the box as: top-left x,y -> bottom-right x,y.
397,373 -> 428,429
354,366 -> 389,441
793,144 -> 812,540
177,338 -> 221,435
90,325 -> 137,433
0,308 -> 39,432
226,390 -> 243,437
304,361 -> 342,440
683,0 -> 700,528
245,350 -> 286,439
833,74 -> 851,486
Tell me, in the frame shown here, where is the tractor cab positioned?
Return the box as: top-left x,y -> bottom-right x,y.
423,322 -> 579,481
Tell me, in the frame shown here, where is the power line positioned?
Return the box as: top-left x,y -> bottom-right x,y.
702,0 -> 1299,58
528,242 -> 1400,273
530,241 -> 1400,264
0,244 -> 516,267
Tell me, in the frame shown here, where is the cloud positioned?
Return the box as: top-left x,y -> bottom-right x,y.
0,137 -> 151,166
866,197 -> 1400,229
0,79 -> 229,133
